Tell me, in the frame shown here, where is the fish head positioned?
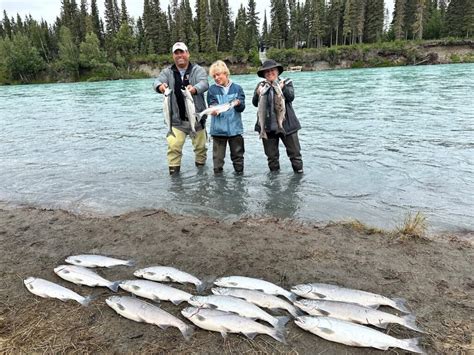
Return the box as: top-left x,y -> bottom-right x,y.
24,277 -> 36,286
291,284 -> 313,296
294,316 -> 310,329
211,287 -> 229,296
54,265 -> 69,274
133,269 -> 144,278
181,306 -> 200,319
164,87 -> 171,96
188,296 -> 207,308
105,296 -> 122,308
65,256 -> 81,265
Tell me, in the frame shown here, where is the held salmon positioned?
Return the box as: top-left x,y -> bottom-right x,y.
295,316 -> 424,353
181,87 -> 197,137
272,81 -> 286,135
54,265 -> 120,291
181,307 -> 286,344
134,266 -> 205,293
197,100 -> 237,120
188,295 -> 289,329
214,276 -> 296,302
291,283 -> 411,313
119,279 -> 192,305
212,287 -> 303,318
106,296 -> 193,341
163,87 -> 175,137
257,82 -> 271,139
294,299 -> 424,333
24,277 -> 92,306
65,254 -> 134,268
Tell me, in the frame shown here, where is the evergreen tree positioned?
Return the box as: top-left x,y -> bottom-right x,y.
115,21 -> 136,67
262,10 -> 270,47
197,0 -> 216,52
412,0 -> 426,39
270,0 -> 289,48
90,0 -> 103,43
364,0 -> 384,42
247,0 -> 260,51
233,5 -> 248,54
328,0 -> 343,45
465,0 -> 474,37
104,0 -> 120,36
3,11 -> 12,38
79,0 -> 88,42
392,0 -> 406,39
121,0 -> 129,25
180,0 -> 198,52
445,0 -> 469,37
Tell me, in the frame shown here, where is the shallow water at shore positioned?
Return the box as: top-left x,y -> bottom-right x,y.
1,63 -> 473,232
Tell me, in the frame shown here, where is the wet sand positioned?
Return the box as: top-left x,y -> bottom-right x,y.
0,207 -> 472,354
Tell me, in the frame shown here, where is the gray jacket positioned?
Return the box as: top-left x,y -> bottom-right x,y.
153,63 -> 209,133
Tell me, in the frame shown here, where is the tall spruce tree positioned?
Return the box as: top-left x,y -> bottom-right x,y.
3,10 -> 13,38
233,5 -> 248,54
90,0 -> 103,43
392,0 -> 406,39
247,0 -> 260,51
364,0 -> 384,42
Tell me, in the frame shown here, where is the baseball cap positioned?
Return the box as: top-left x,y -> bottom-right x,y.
172,42 -> 188,53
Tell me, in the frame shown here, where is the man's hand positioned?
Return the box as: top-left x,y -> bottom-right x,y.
158,83 -> 168,93
186,85 -> 197,95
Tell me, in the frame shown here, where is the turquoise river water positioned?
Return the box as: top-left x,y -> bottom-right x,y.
1,63 -> 473,233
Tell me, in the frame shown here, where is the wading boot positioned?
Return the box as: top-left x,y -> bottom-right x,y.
169,166 -> 180,175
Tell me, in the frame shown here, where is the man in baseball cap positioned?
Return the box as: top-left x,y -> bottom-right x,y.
153,42 -> 209,175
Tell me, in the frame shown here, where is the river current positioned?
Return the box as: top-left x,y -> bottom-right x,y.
1,63 -> 473,233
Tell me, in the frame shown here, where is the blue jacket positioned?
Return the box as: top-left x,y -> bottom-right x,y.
207,82 -> 245,137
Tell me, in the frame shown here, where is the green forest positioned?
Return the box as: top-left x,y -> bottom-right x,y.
0,0 -> 473,84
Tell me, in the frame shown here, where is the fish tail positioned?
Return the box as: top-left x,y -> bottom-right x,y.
269,328 -> 287,344
402,314 -> 425,333
286,292 -> 297,302
80,295 -> 95,306
180,324 -> 194,341
196,281 -> 208,294
400,337 -> 425,354
392,297 -> 411,313
125,260 -> 135,267
289,307 -> 305,318
166,129 -> 176,138
189,131 -> 196,139
275,316 -> 290,328
109,281 -> 121,292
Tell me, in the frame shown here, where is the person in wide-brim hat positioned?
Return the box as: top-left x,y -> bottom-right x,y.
257,59 -> 284,78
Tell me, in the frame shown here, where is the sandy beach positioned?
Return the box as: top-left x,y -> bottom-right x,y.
0,206 -> 472,354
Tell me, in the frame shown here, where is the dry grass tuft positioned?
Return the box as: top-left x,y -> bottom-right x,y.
396,212 -> 428,239
341,219 -> 385,235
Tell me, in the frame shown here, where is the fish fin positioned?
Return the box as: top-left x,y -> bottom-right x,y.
196,314 -> 206,321
62,270 -> 71,274
228,282 -> 238,286
220,331 -> 228,339
243,332 -> 258,340
319,327 -> 335,335
181,325 -> 194,341
157,323 -> 170,330
132,285 -> 140,291
109,281 -> 121,292
171,299 -> 183,305
276,316 -> 290,328
402,314 -> 425,333
270,329 -> 287,344
125,260 -> 135,267
290,308 -> 306,318
393,297 -> 411,313
117,303 -> 126,311
317,309 -> 331,317
80,295 -> 95,306
400,337 -> 425,354
376,321 -> 389,329
286,293 -> 297,302
313,292 -> 327,299
207,304 -> 218,309
145,271 -> 156,276
196,282 -> 208,294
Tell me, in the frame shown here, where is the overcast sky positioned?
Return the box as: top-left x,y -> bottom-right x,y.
2,0 -> 395,26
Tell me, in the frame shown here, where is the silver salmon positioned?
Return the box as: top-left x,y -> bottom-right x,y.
119,279 -> 192,305
272,81 -> 286,135
65,254 -> 134,268
257,82 -> 271,139
54,265 -> 120,291
134,266 -> 205,293
24,277 -> 92,306
106,295 -> 193,341
181,87 -> 197,137
291,283 -> 410,313
182,307 -> 286,343
163,87 -> 175,137
295,316 -> 424,353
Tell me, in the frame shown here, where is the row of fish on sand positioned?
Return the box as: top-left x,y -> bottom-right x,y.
24,254 -> 425,353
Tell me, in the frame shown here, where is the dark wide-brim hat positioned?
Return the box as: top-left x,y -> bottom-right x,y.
257,59 -> 284,78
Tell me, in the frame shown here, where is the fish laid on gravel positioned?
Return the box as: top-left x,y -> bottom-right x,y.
295,316 -> 424,353
188,295 -> 289,329
214,276 -> 296,302
294,299 -> 424,332
257,82 -> 271,139
212,287 -> 303,318
54,265 -> 120,291
181,87 -> 198,137
134,266 -> 205,292
24,277 -> 92,306
65,254 -> 134,268
119,279 -> 192,305
106,296 -> 193,341
197,100 -> 237,119
291,283 -> 410,313
181,307 -> 286,344
163,87 -> 175,137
